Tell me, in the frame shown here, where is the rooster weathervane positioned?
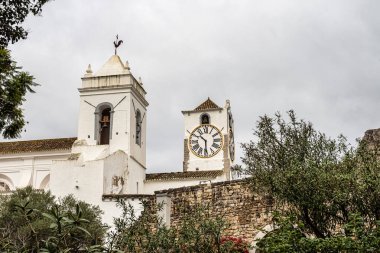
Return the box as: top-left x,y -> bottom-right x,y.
113,34 -> 123,55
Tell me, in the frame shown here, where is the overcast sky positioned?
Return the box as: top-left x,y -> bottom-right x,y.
7,0 -> 380,173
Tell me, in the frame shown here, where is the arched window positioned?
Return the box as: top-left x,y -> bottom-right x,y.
136,110 -> 142,146
39,174 -> 50,190
200,113 -> 210,124
94,103 -> 114,145
0,181 -> 10,192
0,174 -> 13,192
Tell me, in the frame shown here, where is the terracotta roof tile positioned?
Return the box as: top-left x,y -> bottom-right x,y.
0,137 -> 76,154
146,170 -> 224,181
194,98 -> 221,111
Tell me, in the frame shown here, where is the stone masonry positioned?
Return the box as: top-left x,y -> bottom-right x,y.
155,179 -> 273,244
222,134 -> 231,180
183,139 -> 189,172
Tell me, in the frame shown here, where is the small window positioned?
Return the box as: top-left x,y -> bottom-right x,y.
136,110 -> 142,145
201,114 -> 210,124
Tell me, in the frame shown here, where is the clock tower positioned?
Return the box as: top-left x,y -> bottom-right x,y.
182,98 -> 235,179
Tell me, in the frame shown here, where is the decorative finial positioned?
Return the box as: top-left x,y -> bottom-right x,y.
86,64 -> 92,74
125,61 -> 130,70
225,99 -> 230,108
113,34 -> 123,55
138,77 -> 143,85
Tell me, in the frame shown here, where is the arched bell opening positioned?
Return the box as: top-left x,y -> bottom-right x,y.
99,108 -> 111,145
94,102 -> 114,145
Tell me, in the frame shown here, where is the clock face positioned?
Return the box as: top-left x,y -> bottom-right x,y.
189,124 -> 223,158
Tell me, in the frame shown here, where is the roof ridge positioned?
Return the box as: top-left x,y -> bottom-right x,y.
0,137 -> 76,144
194,97 -> 221,111
0,137 -> 76,154
94,55 -> 129,77
146,170 -> 224,181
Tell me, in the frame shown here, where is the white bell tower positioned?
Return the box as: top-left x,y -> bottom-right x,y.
77,54 -> 148,165
50,46 -> 149,224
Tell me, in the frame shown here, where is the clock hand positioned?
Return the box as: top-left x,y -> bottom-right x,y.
199,136 -> 208,152
201,136 -> 208,145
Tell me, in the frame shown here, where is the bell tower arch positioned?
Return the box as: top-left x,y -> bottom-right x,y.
94,102 -> 114,145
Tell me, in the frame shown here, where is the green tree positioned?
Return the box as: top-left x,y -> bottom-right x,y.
242,110 -> 380,252
0,48 -> 37,138
1,0 -> 50,46
0,187 -> 106,252
0,0 -> 50,138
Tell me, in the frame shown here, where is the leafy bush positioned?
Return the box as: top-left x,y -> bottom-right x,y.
0,187 -> 106,252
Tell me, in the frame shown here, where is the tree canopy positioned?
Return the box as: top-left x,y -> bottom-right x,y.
0,0 -> 50,138
0,0 -> 50,47
242,110 -> 380,252
0,48 -> 37,138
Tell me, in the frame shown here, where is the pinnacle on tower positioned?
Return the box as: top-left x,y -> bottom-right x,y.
84,64 -> 93,77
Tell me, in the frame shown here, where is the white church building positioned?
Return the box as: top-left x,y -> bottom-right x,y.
0,52 -> 236,224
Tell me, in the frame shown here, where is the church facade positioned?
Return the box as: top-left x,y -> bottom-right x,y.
0,53 -> 236,224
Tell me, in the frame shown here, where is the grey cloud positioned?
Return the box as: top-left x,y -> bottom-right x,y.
7,0 -> 380,172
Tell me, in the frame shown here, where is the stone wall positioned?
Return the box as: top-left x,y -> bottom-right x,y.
363,128 -> 380,151
183,139 -> 189,172
222,134 -> 231,180
155,179 -> 273,244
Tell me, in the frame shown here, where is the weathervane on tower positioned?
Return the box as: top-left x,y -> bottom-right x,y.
113,34 -> 123,55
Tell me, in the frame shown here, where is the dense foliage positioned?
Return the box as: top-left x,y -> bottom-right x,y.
108,199 -> 250,253
0,0 -> 50,46
0,48 -> 37,138
0,188 -> 249,252
0,0 -> 50,138
0,187 -> 106,252
242,110 -> 380,252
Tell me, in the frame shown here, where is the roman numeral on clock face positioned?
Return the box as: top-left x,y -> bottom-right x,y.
191,134 -> 200,139
191,140 -> 198,144
212,143 -> 220,149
